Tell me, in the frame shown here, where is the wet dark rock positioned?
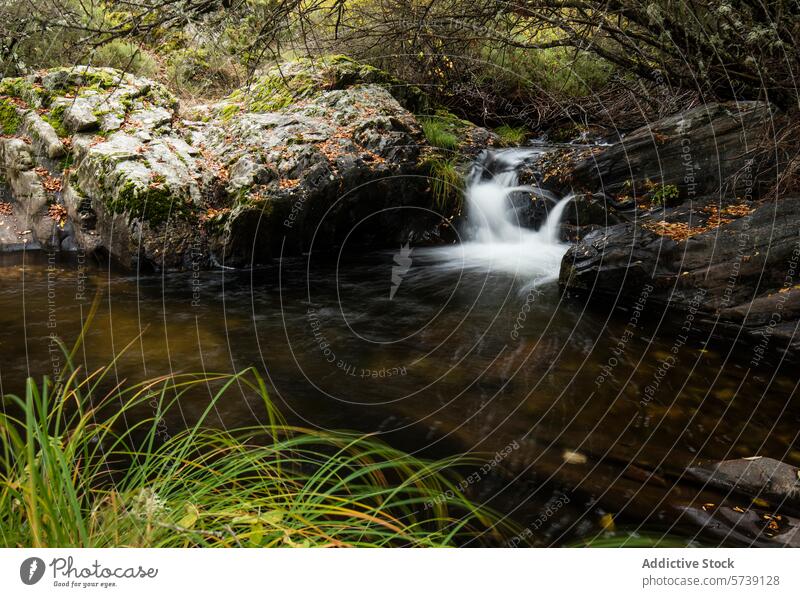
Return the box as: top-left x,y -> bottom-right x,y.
676,457 -> 800,546
679,504 -> 800,547
550,99 -> 797,355
542,102 -> 774,201
559,193 -> 627,241
687,457 -> 800,512
560,195 -> 800,354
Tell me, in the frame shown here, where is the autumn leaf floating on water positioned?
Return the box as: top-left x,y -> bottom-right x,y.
599,513 -> 616,532
562,449 -> 587,465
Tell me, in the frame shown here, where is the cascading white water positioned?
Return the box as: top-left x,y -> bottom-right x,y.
430,149 -> 572,280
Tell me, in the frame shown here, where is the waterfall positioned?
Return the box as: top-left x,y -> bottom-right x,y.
464,148 -> 571,245
431,149 -> 572,279
421,148 -> 571,281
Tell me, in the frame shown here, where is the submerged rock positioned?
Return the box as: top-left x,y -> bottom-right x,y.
687,457 -> 800,511
679,456 -> 800,546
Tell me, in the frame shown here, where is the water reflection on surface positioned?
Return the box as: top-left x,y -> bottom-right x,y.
1,251 -> 798,545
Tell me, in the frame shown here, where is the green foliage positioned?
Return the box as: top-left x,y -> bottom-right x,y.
419,110 -> 473,150
0,99 -> 21,135
92,40 -> 158,78
650,183 -> 680,206
481,43 -> 614,99
165,46 -> 239,99
0,339 -> 512,547
424,155 -> 463,214
495,124 -> 528,146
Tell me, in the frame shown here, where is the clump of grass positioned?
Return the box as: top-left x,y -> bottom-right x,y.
418,109 -> 477,151
0,340 -> 510,547
420,117 -> 460,150
91,40 -> 158,78
495,124 -> 528,146
424,155 -> 463,215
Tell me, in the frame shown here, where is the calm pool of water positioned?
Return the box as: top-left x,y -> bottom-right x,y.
1,249 -> 798,545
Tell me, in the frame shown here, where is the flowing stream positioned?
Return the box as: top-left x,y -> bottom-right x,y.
429,149 -> 571,279
1,149 -> 799,545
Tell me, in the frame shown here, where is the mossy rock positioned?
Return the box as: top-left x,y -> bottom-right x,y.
0,77 -> 50,108
107,178 -> 194,226
42,66 -> 130,94
0,99 -> 23,135
217,55 -> 430,119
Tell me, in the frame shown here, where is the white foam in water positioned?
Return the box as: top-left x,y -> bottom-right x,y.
428,149 -> 572,281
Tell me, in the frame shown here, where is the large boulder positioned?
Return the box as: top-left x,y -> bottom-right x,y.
553,100 -> 797,355
1,59 -> 461,268
541,102 -> 774,202
560,194 -> 800,354
197,82 -> 432,266
0,66 -> 181,255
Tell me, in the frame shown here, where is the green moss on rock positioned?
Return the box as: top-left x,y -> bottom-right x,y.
419,110 -> 474,150
42,104 -> 69,138
45,67 -> 124,93
0,99 -> 22,135
218,55 -> 430,118
105,180 -> 194,226
0,77 -> 50,107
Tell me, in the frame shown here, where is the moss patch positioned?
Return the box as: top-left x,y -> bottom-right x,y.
222,71 -> 316,117
105,179 -> 194,226
45,67 -> 125,93
0,77 -> 49,107
218,55 -> 430,118
418,110 -> 474,150
42,104 -> 69,138
0,99 -> 22,135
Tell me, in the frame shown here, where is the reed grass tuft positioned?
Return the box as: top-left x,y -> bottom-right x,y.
0,339 -> 511,547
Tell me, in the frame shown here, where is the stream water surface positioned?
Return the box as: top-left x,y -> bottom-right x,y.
1,149 -> 798,545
